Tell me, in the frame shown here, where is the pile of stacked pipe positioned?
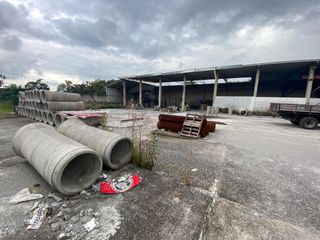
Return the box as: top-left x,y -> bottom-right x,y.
15,90 -> 85,126
157,114 -> 216,137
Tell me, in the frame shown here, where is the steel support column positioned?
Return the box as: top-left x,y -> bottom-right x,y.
181,75 -> 186,111
158,77 -> 162,108
212,69 -> 218,107
305,65 -> 316,105
122,80 -> 126,107
139,80 -> 142,105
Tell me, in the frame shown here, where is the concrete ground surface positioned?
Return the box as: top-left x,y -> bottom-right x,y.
0,109 -> 319,240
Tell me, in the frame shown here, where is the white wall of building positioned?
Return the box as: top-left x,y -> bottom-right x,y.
106,88 -> 122,103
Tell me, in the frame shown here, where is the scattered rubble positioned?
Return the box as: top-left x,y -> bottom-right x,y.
83,218 -> 97,232
25,202 -> 50,230
9,188 -> 43,204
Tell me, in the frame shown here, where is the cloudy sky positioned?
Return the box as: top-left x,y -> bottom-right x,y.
0,0 -> 319,90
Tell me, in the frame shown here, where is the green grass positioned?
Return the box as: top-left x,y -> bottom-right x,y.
0,101 -> 14,113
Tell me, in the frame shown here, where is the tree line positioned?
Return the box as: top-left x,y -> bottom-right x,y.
0,75 -> 116,105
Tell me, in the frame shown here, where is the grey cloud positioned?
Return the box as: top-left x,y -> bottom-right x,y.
1,35 -> 22,50
0,0 -> 320,88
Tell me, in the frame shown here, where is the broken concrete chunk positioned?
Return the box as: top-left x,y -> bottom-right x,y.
56,233 -> 66,240
83,218 -> 97,232
80,190 -> 91,197
9,188 -> 43,204
51,222 -> 61,231
26,202 -> 50,230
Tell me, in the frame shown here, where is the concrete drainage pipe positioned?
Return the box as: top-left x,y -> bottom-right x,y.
33,90 -> 41,103
12,123 -> 102,195
18,91 -> 25,101
40,91 -> 82,103
55,112 -> 68,127
41,111 -> 48,124
57,119 -> 132,170
44,101 -> 85,112
239,108 -> 248,116
47,111 -> 55,126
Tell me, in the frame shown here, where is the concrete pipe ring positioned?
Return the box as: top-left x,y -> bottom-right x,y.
239,108 -> 248,116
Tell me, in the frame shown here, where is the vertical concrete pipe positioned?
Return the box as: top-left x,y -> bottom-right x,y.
41,91 -> 82,103
12,123 -> 102,195
44,101 -> 85,111
57,119 -> 132,170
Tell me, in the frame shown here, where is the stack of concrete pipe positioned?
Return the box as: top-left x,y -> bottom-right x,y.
15,90 -> 85,126
12,119 -> 132,195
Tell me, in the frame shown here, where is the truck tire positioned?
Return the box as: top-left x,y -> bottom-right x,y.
299,117 -> 318,129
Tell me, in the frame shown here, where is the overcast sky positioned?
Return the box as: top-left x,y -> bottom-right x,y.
0,0 -> 319,90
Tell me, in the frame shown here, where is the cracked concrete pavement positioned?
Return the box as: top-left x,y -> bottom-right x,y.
0,110 -> 319,239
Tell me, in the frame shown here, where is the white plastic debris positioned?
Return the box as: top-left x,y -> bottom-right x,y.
25,202 -> 50,230
9,188 -> 43,204
191,168 -> 198,172
83,218 -> 97,232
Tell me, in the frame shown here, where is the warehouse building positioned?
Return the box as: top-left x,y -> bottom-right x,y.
107,59 -> 320,112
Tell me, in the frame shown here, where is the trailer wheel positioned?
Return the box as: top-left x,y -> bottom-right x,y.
299,117 -> 318,129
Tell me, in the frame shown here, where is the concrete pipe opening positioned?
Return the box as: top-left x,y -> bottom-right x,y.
107,138 -> 132,169
47,112 -> 55,125
34,90 -> 41,103
55,113 -> 67,127
30,108 -> 36,120
35,110 -> 40,121
239,108 -> 248,116
41,111 -> 48,123
40,90 -> 46,103
58,153 -> 101,194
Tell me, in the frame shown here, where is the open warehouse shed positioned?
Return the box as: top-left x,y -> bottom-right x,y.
107,59 -> 320,112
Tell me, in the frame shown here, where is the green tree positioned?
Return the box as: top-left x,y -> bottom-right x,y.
0,84 -> 24,105
57,83 -> 66,92
25,79 -> 49,90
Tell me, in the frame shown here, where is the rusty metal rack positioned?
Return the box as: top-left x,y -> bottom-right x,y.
180,114 -> 204,138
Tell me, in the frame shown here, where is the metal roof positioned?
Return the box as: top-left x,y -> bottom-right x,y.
119,59 -> 320,83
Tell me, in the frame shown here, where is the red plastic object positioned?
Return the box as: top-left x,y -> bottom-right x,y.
100,175 -> 141,194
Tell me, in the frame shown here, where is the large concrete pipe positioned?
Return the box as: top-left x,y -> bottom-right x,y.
41,91 -> 82,103
18,91 -> 25,101
25,91 -> 29,101
12,123 -> 102,195
41,111 -> 48,124
35,109 -> 41,121
47,111 -> 55,125
57,119 -> 132,170
44,101 -> 85,111
55,112 -> 68,127
33,90 -> 41,103
31,108 -> 36,120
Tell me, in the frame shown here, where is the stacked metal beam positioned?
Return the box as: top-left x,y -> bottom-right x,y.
157,114 -> 216,137
15,90 -> 85,126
